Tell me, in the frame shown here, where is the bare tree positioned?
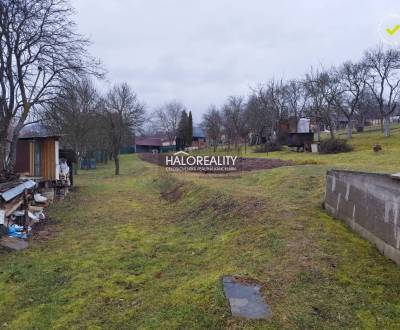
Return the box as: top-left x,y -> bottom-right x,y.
222,96 -> 249,152
303,68 -> 338,140
153,101 -> 184,145
336,61 -> 368,138
202,105 -> 222,152
319,69 -> 342,139
285,80 -> 307,120
252,80 -> 288,141
0,0 -> 102,172
356,89 -> 380,129
245,94 -> 269,145
43,78 -> 100,170
363,46 -> 400,137
102,83 -> 145,175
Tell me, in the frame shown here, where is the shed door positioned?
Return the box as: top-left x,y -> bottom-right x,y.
15,140 -> 30,173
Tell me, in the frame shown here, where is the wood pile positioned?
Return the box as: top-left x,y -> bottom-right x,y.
0,178 -> 48,248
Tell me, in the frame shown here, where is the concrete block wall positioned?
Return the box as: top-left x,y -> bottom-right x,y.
325,170 -> 400,265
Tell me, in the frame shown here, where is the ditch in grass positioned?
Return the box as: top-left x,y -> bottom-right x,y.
1,127 -> 400,328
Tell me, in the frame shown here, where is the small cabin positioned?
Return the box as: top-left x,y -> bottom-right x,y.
192,127 -> 207,149
135,135 -> 176,153
15,124 -> 60,182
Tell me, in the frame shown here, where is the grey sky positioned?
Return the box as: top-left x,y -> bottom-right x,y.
71,0 -> 399,122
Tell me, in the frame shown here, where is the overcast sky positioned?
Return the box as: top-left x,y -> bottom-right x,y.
71,0 -> 399,123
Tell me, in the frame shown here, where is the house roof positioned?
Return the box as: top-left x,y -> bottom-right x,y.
19,123 -> 61,140
135,136 -> 170,147
193,126 -> 206,138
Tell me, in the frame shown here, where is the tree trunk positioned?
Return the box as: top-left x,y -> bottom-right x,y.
75,154 -> 80,175
316,123 -> 321,142
114,154 -> 120,175
213,141 -> 217,152
0,116 -> 12,172
329,123 -> 335,139
7,138 -> 17,172
7,129 -> 22,172
383,116 -> 391,137
380,118 -> 384,133
0,131 -> 7,172
357,116 -> 365,131
347,120 -> 353,139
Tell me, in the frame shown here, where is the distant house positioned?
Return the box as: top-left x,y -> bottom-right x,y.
15,124 -> 61,181
134,128 -> 206,153
134,135 -> 176,153
191,127 -> 207,149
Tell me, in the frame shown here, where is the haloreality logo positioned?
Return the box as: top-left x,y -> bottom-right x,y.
165,151 -> 238,172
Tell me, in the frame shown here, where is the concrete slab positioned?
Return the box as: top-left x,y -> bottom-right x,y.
391,173 -> 400,180
223,276 -> 271,319
0,237 -> 29,251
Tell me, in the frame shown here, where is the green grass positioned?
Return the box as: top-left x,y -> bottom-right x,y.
198,124 -> 400,173
1,126 -> 400,329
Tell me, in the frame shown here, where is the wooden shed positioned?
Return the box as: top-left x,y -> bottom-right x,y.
15,124 -> 60,182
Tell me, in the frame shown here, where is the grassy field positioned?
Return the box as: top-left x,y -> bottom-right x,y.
0,126 -> 400,329
199,124 -> 400,173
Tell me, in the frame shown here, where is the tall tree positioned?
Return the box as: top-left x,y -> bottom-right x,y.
102,83 -> 145,175
252,80 -> 288,141
202,105 -> 222,152
363,46 -> 400,137
356,89 -> 380,129
318,69 -> 341,139
176,110 -> 188,151
187,111 -> 193,147
43,78 -> 100,170
285,80 -> 307,120
303,68 -> 337,141
0,0 -> 101,172
336,61 -> 368,139
222,96 -> 249,152
153,101 -> 184,145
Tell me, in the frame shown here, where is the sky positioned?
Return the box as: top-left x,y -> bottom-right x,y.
71,0 -> 400,123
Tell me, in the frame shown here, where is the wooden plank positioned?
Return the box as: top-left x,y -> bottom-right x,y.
41,139 -> 56,181
29,205 -> 44,212
5,199 -> 23,216
29,142 -> 34,176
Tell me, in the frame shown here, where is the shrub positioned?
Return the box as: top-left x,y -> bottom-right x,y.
254,141 -> 283,153
319,138 -> 353,154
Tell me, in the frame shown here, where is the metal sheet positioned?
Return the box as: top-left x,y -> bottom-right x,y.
222,276 -> 271,319
0,180 -> 36,202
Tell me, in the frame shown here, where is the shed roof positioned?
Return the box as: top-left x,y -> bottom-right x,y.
193,126 -> 206,138
19,123 -> 61,140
